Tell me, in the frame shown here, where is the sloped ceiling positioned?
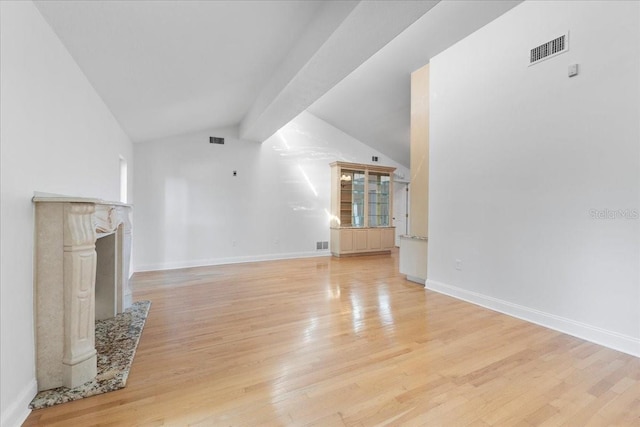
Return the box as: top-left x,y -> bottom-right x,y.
308,0 -> 522,166
34,0 -> 521,167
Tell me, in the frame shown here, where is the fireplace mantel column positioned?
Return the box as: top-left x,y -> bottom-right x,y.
34,193 -> 133,391
62,203 -> 98,387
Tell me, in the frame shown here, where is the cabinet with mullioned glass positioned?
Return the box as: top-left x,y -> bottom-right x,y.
329,161 -> 395,256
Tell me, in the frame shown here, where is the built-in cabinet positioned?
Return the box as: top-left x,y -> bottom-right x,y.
330,161 -> 395,256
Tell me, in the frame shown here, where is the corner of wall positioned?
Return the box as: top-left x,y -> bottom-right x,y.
0,378 -> 36,427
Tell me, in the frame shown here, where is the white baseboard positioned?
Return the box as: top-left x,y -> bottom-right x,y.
134,250 -> 331,272
1,378 -> 36,427
425,279 -> 640,358
405,275 -> 426,285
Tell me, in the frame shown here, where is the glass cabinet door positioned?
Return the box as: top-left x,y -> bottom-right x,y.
339,169 -> 365,227
367,172 -> 391,227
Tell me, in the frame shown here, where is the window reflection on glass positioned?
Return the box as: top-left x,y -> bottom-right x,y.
340,169 -> 365,227
368,172 -> 390,227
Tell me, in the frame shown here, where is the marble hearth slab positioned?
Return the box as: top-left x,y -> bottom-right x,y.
30,300 -> 151,409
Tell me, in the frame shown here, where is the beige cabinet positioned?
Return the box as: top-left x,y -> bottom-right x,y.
329,161 -> 395,256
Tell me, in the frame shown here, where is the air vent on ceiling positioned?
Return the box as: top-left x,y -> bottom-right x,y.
529,32 -> 568,65
210,136 -> 224,144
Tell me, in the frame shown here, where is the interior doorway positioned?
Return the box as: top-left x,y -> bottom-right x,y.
393,180 -> 409,246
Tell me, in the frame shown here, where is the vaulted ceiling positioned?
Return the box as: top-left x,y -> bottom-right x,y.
34,0 -> 520,167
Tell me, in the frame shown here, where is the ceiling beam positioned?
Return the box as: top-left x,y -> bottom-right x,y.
239,0 -> 439,143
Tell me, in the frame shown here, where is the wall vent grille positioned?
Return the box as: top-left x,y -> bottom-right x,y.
210,137 -> 224,144
529,33 -> 568,65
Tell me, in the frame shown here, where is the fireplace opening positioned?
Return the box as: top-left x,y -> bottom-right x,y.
96,229 -> 118,320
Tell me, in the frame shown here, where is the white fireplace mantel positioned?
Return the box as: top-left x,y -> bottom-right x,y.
33,192 -> 133,391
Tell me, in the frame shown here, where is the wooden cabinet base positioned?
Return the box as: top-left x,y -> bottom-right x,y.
330,227 -> 395,257
331,250 -> 392,258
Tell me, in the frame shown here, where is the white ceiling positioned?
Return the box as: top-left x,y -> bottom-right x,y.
33,0 -> 327,142
308,0 -> 522,166
34,0 -> 521,167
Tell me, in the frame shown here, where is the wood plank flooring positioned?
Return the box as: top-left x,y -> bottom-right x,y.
24,250 -> 640,426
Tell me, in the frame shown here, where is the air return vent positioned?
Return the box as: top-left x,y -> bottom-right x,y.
210,137 -> 224,144
529,33 -> 568,65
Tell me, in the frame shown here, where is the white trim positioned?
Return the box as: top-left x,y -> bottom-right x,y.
425,279 -> 640,358
405,275 -> 426,285
1,378 -> 36,427
134,251 -> 331,272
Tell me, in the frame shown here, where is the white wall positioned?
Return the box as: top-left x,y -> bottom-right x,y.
133,111 -> 408,271
427,0 -> 640,356
0,2 -> 134,426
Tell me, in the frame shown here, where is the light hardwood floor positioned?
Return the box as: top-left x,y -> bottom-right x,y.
24,250 -> 640,426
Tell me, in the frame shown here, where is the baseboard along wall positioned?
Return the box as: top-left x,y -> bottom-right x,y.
425,279 -> 640,358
